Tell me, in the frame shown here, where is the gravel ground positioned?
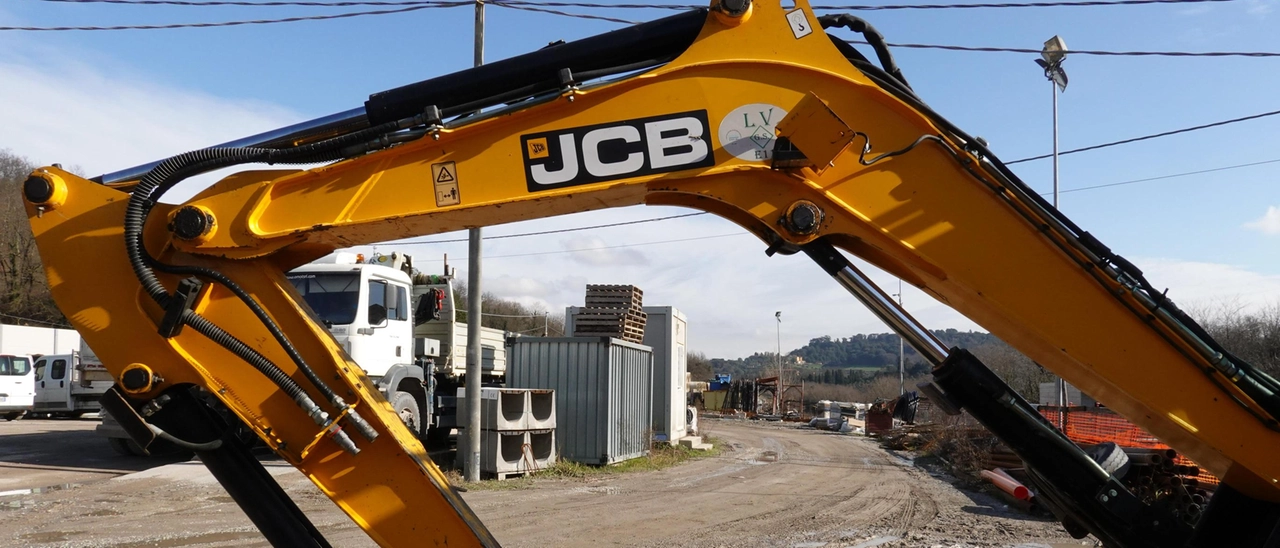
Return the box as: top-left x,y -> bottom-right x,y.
0,416 -> 1099,547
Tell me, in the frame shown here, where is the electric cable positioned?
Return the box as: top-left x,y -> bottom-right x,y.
378,212 -> 707,246
38,0 -> 1240,10
414,233 -> 749,261
0,312 -> 74,329
1,3 -> 465,30
840,38 -> 1280,58
1006,109 -> 1280,164
1055,158 -> 1280,194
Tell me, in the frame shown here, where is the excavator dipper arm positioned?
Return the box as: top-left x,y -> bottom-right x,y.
21,1 -> 1280,546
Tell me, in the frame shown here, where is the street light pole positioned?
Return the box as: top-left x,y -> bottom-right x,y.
775,311 -> 782,415
897,279 -> 904,395
1052,76 -> 1059,208
1038,35 -> 1069,416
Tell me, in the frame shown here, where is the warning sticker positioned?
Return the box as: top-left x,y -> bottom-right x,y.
786,9 -> 813,40
718,103 -> 788,162
431,161 -> 460,206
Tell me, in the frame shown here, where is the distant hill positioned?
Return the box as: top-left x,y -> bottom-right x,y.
710,329 -> 999,380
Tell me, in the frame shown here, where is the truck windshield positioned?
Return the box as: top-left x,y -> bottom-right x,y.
0,356 -> 30,376
288,273 -> 361,325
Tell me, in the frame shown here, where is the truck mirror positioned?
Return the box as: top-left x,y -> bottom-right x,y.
368,303 -> 388,326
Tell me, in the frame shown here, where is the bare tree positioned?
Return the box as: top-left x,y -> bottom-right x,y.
0,150 -> 66,326
969,339 -> 1055,402
687,350 -> 713,381
449,280 -> 565,336
1192,300 -> 1280,379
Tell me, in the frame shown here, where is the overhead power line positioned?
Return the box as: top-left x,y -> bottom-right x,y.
842,38 -> 1280,58
1,3 -> 464,30
379,212 -> 708,246
493,2 -> 637,23
1056,157 -> 1280,194
1006,109 -> 1280,164
38,0 -> 1239,10
0,312 -> 74,329
418,232 -> 748,261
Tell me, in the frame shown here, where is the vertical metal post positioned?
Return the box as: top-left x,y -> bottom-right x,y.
464,0 -> 485,484
898,279 -> 905,396
1052,80 -> 1059,209
1052,80 -> 1066,412
775,311 -> 782,414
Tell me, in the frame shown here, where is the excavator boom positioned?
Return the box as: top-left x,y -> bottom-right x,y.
21,1 -> 1280,546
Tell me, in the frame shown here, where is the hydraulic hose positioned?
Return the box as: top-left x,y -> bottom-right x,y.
124,119 -> 413,451
819,14 -> 911,92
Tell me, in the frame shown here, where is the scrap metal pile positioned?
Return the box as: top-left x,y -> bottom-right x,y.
986,444 -> 1215,526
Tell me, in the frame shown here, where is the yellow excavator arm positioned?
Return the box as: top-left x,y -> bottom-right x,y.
20,1 -> 1280,546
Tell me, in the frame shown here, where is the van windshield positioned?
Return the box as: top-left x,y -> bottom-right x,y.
0,356 -> 30,376
288,273 -> 360,326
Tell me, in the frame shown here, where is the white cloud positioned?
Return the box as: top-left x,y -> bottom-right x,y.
1133,257 -> 1280,313
1244,206 -> 1280,235
0,51 -> 299,201
561,235 -> 648,267
1246,0 -> 1274,15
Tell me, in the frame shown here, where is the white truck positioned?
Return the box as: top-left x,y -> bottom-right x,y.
0,355 -> 35,421
287,252 -> 507,445
31,340 -> 113,418
0,324 -> 83,420
98,251 -> 507,452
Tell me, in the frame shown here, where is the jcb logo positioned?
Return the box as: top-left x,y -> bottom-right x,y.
521,110 -> 714,191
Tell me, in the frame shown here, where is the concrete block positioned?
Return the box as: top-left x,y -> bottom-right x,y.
527,389 -> 556,430
678,436 -> 713,451
457,387 -> 531,431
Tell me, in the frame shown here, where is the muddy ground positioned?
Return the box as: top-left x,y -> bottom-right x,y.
0,417 -> 1097,547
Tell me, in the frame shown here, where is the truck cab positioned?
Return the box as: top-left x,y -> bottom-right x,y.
285,252 -> 507,445
32,345 -> 112,418
0,355 -> 34,421
288,254 -> 418,380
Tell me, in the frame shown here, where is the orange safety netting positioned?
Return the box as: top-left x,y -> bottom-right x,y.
1039,407 -> 1219,487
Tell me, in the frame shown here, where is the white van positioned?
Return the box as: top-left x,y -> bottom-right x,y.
32,352 -> 112,418
0,355 -> 34,421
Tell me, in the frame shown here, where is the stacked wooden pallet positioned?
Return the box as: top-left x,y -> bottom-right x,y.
572,285 -> 647,344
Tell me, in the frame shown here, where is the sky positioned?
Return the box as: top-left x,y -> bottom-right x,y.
2,0 -> 1278,358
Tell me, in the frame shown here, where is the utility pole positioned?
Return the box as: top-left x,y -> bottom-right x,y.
897,279 -> 904,395
463,0 -> 485,484
775,311 -> 782,415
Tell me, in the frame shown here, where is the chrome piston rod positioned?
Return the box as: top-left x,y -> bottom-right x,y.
802,240 -> 950,366
93,107 -> 370,185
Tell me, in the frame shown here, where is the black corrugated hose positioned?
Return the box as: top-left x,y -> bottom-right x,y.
124,120 -> 412,449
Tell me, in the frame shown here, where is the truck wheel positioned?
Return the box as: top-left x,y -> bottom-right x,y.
1088,441 -> 1131,479
392,391 -> 423,439
3,411 -> 24,421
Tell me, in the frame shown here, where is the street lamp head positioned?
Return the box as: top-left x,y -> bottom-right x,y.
1041,35 -> 1068,66
775,311 -> 782,321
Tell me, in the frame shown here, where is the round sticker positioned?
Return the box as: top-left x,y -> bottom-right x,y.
719,103 -> 788,162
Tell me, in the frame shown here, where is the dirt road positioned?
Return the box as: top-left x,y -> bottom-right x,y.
0,417 -> 1091,547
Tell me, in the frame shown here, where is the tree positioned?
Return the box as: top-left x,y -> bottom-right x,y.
0,150 -> 66,327
1193,301 -> 1280,379
687,350 -> 713,381
450,279 -> 566,336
